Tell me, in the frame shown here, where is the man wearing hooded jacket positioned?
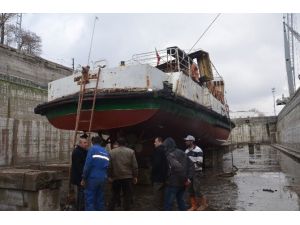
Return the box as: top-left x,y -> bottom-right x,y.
163,137 -> 194,211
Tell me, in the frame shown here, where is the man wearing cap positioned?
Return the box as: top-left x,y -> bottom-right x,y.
184,135 -> 208,211
71,134 -> 89,210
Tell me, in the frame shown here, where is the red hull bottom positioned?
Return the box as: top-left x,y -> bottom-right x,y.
49,108 -> 230,155
49,109 -> 158,131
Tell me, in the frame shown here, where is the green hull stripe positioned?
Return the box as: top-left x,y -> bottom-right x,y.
46,97 -> 231,130
46,98 -> 160,119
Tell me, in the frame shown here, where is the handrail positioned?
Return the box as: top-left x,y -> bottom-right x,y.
130,47 -> 195,77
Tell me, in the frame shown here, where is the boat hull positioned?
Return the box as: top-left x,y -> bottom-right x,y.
35,91 -> 234,149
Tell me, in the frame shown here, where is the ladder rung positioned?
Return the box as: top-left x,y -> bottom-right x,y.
73,67 -> 101,147
75,130 -> 91,132
77,81 -> 90,85
84,87 -> 98,90
79,120 -> 91,123
80,109 -> 94,111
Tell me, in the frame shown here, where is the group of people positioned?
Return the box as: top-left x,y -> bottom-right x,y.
151,135 -> 208,211
70,133 -> 208,211
71,135 -> 138,211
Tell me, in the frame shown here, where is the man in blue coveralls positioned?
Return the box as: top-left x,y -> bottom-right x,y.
81,136 -> 110,211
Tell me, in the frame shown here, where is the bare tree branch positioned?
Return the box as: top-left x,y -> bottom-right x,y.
19,29 -> 42,55
0,13 -> 17,44
3,23 -> 42,56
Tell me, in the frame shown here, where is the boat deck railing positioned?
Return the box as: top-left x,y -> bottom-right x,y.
129,47 -> 228,116
129,47 -> 196,78
130,47 -> 222,80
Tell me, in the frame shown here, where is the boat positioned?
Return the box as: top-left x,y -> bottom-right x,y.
34,46 -> 235,154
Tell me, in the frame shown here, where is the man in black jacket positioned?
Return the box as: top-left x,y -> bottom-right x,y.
151,137 -> 168,210
163,137 -> 194,211
71,135 -> 89,210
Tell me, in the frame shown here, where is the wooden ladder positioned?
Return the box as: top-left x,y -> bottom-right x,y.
66,66 -> 101,207
72,66 -> 101,145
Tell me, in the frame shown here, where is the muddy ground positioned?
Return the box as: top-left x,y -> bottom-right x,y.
113,145 -> 300,211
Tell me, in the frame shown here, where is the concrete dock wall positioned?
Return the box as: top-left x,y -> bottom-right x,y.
228,116 -> 277,145
0,117 -> 73,166
0,78 -> 47,120
0,44 -> 72,88
277,88 -> 300,153
0,44 -> 73,167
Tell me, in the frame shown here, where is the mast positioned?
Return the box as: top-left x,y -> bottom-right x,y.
283,14 -> 296,97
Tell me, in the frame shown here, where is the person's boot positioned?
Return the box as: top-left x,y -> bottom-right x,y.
196,196 -> 208,211
187,196 -> 198,211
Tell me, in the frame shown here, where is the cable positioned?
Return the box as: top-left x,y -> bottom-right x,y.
87,16 -> 99,66
177,14 -> 221,68
187,13 -> 221,55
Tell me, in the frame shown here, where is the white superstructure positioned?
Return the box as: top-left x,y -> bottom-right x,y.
48,47 -> 229,118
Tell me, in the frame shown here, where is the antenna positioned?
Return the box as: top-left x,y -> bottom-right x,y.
87,16 -> 99,66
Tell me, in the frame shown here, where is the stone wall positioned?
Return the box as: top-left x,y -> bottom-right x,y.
0,79 -> 47,120
277,88 -> 300,152
0,168 -> 62,210
228,116 -> 277,145
0,44 -> 72,88
0,117 -> 73,166
0,44 -> 73,167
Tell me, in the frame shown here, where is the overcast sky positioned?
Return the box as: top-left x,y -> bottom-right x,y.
17,13 -> 300,116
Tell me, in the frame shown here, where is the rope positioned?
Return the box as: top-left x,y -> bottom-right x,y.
177,13 -> 221,70
227,102 -> 238,176
187,13 -> 221,55
213,84 -> 238,178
